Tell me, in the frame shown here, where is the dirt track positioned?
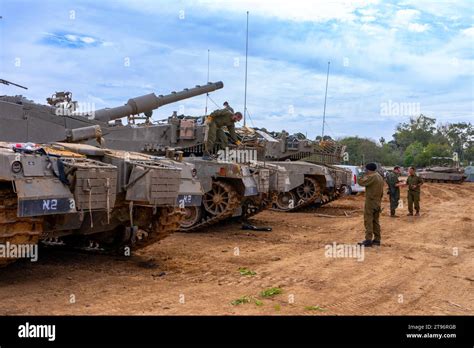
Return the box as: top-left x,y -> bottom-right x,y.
0,183 -> 472,315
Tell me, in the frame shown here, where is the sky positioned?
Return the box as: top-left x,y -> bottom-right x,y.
0,0 -> 473,142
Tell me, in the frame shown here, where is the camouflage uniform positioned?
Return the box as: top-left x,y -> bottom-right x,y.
224,104 -> 235,114
386,171 -> 401,216
205,109 -> 239,154
358,172 -> 384,242
406,174 -> 423,214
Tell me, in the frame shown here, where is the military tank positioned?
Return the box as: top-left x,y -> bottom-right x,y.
419,157 -> 466,183
0,81 -> 290,231
0,126 -> 203,266
178,157 -> 288,231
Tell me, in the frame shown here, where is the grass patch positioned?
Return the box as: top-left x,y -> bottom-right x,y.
304,305 -> 326,312
238,267 -> 256,276
231,296 -> 264,307
231,296 -> 252,306
260,287 -> 283,298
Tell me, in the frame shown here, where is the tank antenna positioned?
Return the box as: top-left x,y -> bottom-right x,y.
243,11 -> 249,126
205,49 -> 210,116
322,61 -> 330,139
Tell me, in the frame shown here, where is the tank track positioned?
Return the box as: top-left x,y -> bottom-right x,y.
241,194 -> 272,220
0,188 -> 43,267
133,207 -> 185,250
41,206 -> 185,257
422,178 -> 464,184
179,180 -> 241,232
272,177 -> 322,212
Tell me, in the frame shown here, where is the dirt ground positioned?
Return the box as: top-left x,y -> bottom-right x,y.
0,182 -> 472,315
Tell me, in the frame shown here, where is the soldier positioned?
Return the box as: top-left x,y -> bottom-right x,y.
357,163 -> 384,247
223,101 -> 234,114
406,166 -> 423,216
385,166 -> 403,217
203,108 -> 242,160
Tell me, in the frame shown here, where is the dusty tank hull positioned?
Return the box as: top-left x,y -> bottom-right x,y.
178,158 -> 289,231
0,141 -> 201,266
419,167 -> 466,183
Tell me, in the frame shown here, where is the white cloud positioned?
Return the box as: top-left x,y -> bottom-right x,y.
81,37 -> 96,44
408,23 -> 430,32
461,27 -> 474,37
391,8 -> 430,33
119,0 -> 380,23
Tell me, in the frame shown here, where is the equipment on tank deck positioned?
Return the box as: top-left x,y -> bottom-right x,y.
418,157 -> 466,183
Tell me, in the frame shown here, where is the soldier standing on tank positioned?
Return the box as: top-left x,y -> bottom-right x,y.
203,108 -> 242,160
386,166 -> 403,217
223,101 -> 234,114
357,163 -> 384,247
406,166 -> 423,216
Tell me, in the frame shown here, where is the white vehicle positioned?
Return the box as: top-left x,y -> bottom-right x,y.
335,165 -> 365,194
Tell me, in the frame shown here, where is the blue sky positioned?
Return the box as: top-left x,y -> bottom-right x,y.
0,0 -> 473,141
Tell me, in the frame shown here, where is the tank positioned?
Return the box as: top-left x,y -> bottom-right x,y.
234,127 -> 352,211
0,127 -> 203,266
176,157 -> 288,231
0,81 -> 290,231
0,81 -> 224,145
418,157 -> 466,183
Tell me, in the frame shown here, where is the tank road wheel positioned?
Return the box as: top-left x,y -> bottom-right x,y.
0,188 -> 43,267
296,177 -> 321,202
275,191 -> 297,211
203,181 -> 236,216
179,206 -> 203,230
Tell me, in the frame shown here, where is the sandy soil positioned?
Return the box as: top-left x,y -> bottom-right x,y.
0,183 -> 472,315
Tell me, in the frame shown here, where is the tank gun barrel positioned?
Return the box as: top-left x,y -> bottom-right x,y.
93,81 -> 224,122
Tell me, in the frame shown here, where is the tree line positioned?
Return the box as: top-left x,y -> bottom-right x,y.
336,115 -> 474,167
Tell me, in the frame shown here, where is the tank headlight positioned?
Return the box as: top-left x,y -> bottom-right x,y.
11,161 -> 22,174
192,168 -> 197,178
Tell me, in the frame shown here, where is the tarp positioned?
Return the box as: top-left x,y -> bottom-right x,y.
464,166 -> 474,182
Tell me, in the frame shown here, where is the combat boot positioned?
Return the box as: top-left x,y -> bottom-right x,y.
357,240 -> 373,247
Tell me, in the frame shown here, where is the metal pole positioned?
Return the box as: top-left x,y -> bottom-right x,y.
244,11 -> 249,126
205,49 -> 210,115
322,61 -> 330,139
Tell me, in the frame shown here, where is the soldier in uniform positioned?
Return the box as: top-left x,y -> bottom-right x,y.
385,166 -> 403,217
357,163 -> 384,247
406,166 -> 423,216
223,101 -> 234,114
203,108 -> 242,159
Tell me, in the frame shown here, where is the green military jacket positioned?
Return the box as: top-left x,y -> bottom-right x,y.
406,174 -> 423,192
209,109 -> 238,143
358,172 -> 384,208
386,171 -> 400,192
